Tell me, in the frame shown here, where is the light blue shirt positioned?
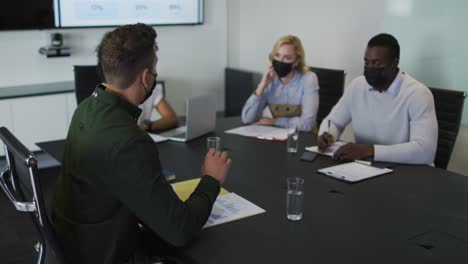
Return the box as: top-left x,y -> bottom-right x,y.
241,71 -> 319,132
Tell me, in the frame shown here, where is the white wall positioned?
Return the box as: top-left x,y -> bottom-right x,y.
0,0 -> 227,113
227,0 -> 383,83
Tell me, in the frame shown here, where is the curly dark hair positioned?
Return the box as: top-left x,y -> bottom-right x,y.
97,23 -> 158,88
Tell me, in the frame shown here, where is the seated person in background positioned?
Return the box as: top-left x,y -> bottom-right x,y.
241,35 -> 319,132
138,85 -> 178,131
318,33 -> 438,165
52,23 -> 232,264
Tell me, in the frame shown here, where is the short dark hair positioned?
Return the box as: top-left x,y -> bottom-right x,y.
367,33 -> 400,60
97,23 -> 158,88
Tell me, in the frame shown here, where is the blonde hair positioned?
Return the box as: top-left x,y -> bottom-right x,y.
269,35 -> 309,73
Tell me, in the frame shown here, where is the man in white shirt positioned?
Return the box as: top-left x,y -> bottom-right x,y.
318,33 -> 438,165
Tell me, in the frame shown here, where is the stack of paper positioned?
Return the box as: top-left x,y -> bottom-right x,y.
225,125 -> 288,141
147,133 -> 168,143
305,141 -> 347,156
203,193 -> 266,228
171,179 -> 266,228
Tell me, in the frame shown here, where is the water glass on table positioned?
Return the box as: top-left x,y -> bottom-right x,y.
287,177 -> 304,221
286,125 -> 299,153
207,136 -> 221,151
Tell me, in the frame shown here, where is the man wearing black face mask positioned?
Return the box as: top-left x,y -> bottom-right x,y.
52,23 -> 232,264
317,33 -> 438,165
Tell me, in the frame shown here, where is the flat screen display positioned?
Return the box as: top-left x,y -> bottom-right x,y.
0,0 -> 203,30
55,0 -> 204,28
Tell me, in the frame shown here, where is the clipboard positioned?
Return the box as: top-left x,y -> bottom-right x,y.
317,162 -> 393,183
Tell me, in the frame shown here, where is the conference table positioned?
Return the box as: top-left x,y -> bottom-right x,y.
37,117 -> 468,264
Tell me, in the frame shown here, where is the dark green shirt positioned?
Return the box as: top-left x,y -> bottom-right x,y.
52,85 -> 220,264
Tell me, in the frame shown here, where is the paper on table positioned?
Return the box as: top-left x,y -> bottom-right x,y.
317,162 -> 393,182
305,141 -> 347,156
203,193 -> 266,228
171,178 -> 229,202
147,133 -> 168,143
225,124 -> 288,141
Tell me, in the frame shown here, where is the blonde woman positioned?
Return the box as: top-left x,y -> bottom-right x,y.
241,35 -> 319,132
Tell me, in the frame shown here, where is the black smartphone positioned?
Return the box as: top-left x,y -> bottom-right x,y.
300,151 -> 318,162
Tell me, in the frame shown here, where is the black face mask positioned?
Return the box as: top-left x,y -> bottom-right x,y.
272,59 -> 294,78
364,66 -> 387,88
141,72 -> 157,105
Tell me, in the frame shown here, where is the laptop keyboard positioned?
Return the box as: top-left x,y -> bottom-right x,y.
160,126 -> 187,138
171,132 -> 186,139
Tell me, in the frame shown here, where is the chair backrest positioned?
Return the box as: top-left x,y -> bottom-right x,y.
429,87 -> 466,169
224,67 -> 261,117
73,65 -> 104,104
309,66 -> 346,127
0,127 -> 66,264
73,65 -> 166,105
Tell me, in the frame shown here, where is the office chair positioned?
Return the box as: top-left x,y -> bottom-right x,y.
73,65 -> 166,104
73,65 -> 104,104
309,66 -> 346,129
224,67 -> 262,117
429,87 -> 466,169
0,127 -> 66,264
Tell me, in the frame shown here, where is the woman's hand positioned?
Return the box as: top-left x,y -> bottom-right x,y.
256,117 -> 276,126
255,64 -> 275,96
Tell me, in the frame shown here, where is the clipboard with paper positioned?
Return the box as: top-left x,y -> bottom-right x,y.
317,162 -> 393,183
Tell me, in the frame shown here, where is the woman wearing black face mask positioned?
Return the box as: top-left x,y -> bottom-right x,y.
241,35 -> 320,132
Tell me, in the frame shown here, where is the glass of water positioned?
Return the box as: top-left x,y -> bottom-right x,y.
207,136 -> 221,151
286,125 -> 299,153
287,177 -> 304,221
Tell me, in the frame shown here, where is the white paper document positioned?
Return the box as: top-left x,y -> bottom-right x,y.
317,162 -> 393,183
147,133 -> 168,143
203,193 -> 266,228
225,125 -> 288,141
305,141 -> 347,156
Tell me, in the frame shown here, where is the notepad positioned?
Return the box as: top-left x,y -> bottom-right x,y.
317,162 -> 393,183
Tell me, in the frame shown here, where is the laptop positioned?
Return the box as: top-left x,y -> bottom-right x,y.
159,95 -> 217,142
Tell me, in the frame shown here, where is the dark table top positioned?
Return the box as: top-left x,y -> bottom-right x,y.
37,117 -> 468,264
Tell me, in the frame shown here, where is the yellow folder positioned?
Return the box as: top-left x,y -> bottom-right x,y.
171,178 -> 229,202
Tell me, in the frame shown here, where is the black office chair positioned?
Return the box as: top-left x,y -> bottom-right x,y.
73,65 -> 166,105
73,65 -> 104,104
224,67 -> 262,117
309,66 -> 346,128
0,127 -> 66,264
429,87 -> 466,169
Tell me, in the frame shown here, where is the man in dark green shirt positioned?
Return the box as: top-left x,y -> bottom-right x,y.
52,24 -> 232,264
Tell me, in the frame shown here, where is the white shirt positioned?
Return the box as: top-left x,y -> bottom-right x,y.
318,71 -> 438,165
137,85 -> 163,124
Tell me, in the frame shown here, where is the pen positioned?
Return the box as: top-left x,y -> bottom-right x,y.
355,160 -> 372,166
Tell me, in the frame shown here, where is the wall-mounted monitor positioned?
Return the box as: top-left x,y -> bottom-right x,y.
0,0 -> 203,31
56,0 -> 204,28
